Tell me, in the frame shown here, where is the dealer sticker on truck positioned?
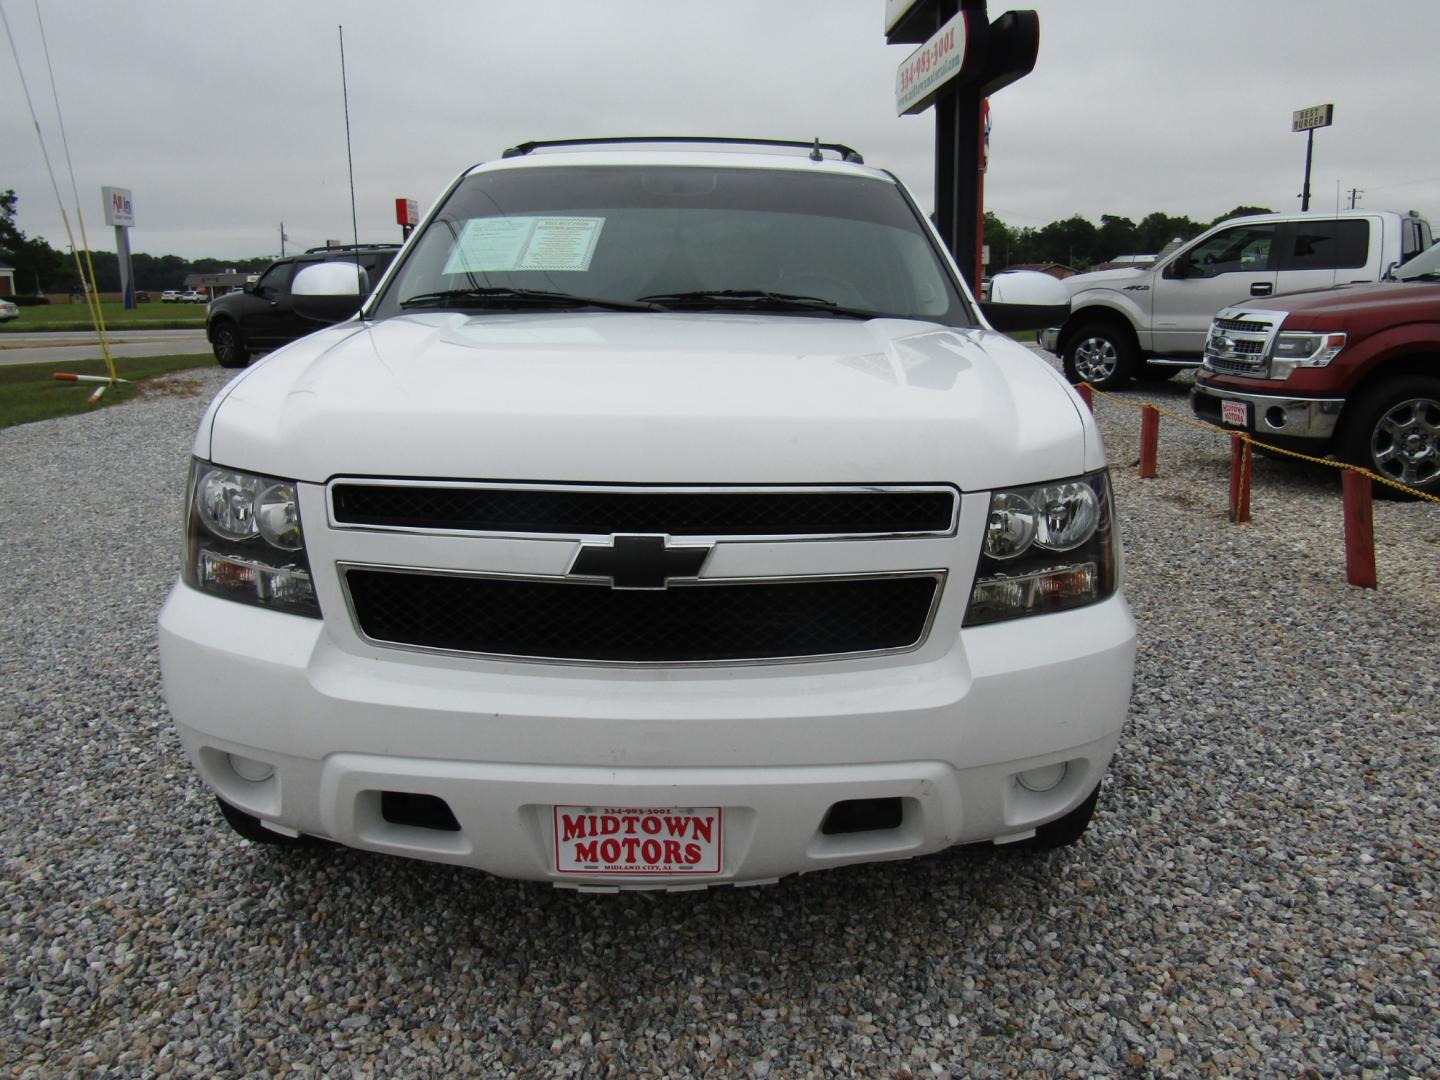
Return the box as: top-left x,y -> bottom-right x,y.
552,806 -> 723,875
1220,400 -> 1249,428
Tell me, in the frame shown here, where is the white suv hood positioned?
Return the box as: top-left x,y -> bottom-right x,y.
205,312 -> 1095,490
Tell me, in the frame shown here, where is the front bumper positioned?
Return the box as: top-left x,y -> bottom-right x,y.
159,582 -> 1135,888
1191,379 -> 1344,443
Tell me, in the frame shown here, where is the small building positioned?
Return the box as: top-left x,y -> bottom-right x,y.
0,262 -> 15,297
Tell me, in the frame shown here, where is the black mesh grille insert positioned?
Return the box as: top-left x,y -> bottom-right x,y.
345,569 -> 941,662
331,485 -> 955,537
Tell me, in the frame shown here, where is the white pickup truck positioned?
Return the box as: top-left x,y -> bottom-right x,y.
1039,209 -> 1432,389
158,137 -> 1136,889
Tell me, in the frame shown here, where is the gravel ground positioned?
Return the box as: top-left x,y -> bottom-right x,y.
1,359 -> 1437,1077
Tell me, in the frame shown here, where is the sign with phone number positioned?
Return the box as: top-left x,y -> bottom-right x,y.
896,12 -> 968,115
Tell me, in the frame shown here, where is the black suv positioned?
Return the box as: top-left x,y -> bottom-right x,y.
206,244 -> 400,367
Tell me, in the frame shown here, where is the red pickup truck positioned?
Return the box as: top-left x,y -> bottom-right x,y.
1191,245 -> 1440,498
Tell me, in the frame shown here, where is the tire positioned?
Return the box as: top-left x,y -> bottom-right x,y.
1017,783 -> 1102,851
1062,323 -> 1136,390
1339,375 -> 1440,499
211,320 -> 250,369
215,797 -> 328,847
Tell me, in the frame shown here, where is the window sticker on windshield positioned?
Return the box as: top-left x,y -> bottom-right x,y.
443,216 -> 606,274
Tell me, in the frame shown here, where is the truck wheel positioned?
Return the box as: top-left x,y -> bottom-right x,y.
211,321 -> 250,369
1063,325 -> 1135,390
215,797 -> 328,847
1340,376 -> 1440,499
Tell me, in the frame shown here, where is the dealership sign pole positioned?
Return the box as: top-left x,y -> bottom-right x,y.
101,186 -> 136,309
1292,103 -> 1334,213
886,1 -> 1038,291
395,197 -> 420,241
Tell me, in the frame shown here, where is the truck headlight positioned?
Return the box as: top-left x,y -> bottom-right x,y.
964,469 -> 1119,626
1269,331 -> 1345,377
183,459 -> 320,616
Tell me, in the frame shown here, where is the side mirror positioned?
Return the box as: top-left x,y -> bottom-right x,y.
1163,255 -> 1190,280
292,261 -> 371,323
242,281 -> 256,295
979,270 -> 1069,333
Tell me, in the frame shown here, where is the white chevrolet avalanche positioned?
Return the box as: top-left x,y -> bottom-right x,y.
158,138 -> 1136,889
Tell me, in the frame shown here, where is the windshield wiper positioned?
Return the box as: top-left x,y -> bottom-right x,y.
400,287 -> 662,312
637,289 -> 882,319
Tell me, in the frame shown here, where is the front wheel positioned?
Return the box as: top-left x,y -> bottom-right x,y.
211,321 -> 250,369
1340,376 -> 1440,499
1062,324 -> 1136,391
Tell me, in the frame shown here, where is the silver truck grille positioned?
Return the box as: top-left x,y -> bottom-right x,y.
1203,311 -> 1279,378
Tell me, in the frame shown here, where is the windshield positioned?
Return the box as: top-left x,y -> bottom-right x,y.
1392,242 -> 1440,282
371,165 -> 972,325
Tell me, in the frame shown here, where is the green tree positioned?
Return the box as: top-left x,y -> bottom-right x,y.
1034,214 -> 1100,269
1209,205 -> 1275,226
1135,212 -> 1204,255
1097,214 -> 1139,261
0,189 -> 67,293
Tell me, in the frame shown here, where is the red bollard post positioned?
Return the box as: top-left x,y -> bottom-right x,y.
1138,405 -> 1159,478
1342,471 -> 1377,589
1228,435 -> 1252,523
1076,384 -> 1094,411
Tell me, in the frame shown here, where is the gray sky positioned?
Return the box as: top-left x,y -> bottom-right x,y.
3,0 -> 1438,262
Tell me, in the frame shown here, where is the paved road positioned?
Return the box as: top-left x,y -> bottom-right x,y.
0,328 -> 210,366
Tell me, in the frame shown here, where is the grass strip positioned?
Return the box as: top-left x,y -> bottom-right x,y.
0,300 -> 207,332
0,354 -> 213,430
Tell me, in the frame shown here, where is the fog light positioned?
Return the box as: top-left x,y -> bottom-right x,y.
1016,762 -> 1066,792
1265,406 -> 1287,429
227,753 -> 274,783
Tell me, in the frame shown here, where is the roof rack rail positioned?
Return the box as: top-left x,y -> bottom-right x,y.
501,136 -> 864,164
303,242 -> 402,253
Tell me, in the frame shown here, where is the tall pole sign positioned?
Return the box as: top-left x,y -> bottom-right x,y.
1292,104 -> 1333,212
886,2 -> 1038,291
101,186 -> 136,309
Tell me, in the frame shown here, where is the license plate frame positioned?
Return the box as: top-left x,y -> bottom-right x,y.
552,805 -> 723,876
1220,399 -> 1249,428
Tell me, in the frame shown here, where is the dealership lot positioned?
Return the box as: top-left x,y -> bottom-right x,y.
1,364 -> 1436,1076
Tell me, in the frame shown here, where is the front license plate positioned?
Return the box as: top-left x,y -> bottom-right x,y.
553,805 -> 723,875
1220,399 -> 1249,428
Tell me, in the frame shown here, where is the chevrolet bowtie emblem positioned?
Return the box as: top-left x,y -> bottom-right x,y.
569,534 -> 712,590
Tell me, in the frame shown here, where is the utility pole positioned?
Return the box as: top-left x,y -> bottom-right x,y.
1347,187 -> 1363,210
279,222 -> 288,256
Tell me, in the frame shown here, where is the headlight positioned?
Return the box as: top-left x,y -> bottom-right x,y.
1269,331 -> 1345,377
182,459 -> 320,616
964,469 -> 1119,626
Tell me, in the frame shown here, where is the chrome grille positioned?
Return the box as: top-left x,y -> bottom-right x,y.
1213,316 -> 1270,334
1204,311 -> 1276,379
